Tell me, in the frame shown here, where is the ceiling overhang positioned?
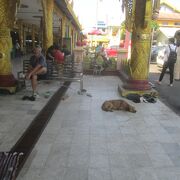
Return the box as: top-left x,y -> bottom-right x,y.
16,0 -> 81,34
55,0 -> 81,31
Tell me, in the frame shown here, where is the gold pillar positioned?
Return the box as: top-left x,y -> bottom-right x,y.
120,0 -> 153,95
62,15 -> 66,38
130,0 -> 151,79
0,0 -> 20,93
41,0 -> 54,51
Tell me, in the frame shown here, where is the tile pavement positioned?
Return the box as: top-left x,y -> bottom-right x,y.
0,79 -> 60,151
1,75 -> 178,180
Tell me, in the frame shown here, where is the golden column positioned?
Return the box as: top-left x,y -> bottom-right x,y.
41,0 -> 54,51
62,15 -> 66,39
120,0 -> 154,95
0,0 -> 20,93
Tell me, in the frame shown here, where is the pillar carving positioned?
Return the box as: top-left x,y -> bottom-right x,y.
120,0 -> 153,95
130,0 -> 151,80
0,0 -> 20,93
62,15 -> 66,38
41,0 -> 54,51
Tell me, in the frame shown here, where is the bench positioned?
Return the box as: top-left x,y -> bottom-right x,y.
47,55 -> 84,94
17,55 -> 84,93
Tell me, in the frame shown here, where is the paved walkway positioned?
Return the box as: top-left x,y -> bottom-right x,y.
1,75 -> 179,180
149,64 -> 180,116
0,79 -> 60,151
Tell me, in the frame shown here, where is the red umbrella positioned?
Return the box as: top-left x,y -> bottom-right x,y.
88,29 -> 105,35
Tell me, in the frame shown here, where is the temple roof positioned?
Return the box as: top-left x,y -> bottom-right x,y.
158,12 -> 180,21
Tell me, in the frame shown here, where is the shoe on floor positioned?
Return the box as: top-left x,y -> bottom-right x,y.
33,92 -> 40,98
155,80 -> 161,85
168,84 -> 173,87
29,96 -> 36,101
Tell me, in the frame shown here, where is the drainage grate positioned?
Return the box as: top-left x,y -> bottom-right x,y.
0,152 -> 23,180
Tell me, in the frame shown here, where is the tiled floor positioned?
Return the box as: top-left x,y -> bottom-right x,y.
11,75 -> 180,180
0,79 -> 60,151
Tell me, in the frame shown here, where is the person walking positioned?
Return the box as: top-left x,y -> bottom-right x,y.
156,38 -> 177,87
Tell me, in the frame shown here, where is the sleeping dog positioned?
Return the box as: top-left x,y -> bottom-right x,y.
101,99 -> 136,113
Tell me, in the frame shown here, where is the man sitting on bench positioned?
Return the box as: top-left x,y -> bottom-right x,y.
26,45 -> 47,97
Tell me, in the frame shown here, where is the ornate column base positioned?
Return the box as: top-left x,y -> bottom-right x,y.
118,84 -> 158,97
0,74 -> 17,93
118,72 -> 158,97
123,79 -> 151,91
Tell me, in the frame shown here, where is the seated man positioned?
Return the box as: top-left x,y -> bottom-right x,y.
26,45 -> 47,97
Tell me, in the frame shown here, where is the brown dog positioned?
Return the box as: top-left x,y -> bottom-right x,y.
101,99 -> 136,113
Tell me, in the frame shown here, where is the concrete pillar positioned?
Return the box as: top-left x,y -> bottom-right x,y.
0,0 -> 20,93
73,47 -> 84,63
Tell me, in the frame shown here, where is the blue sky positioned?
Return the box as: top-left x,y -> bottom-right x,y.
73,0 -> 180,29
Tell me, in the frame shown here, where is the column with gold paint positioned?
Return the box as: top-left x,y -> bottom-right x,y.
41,0 -> 54,51
123,0 -> 152,91
0,0 -> 20,93
62,15 -> 66,39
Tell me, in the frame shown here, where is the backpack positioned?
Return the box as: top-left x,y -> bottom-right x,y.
168,45 -> 177,64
